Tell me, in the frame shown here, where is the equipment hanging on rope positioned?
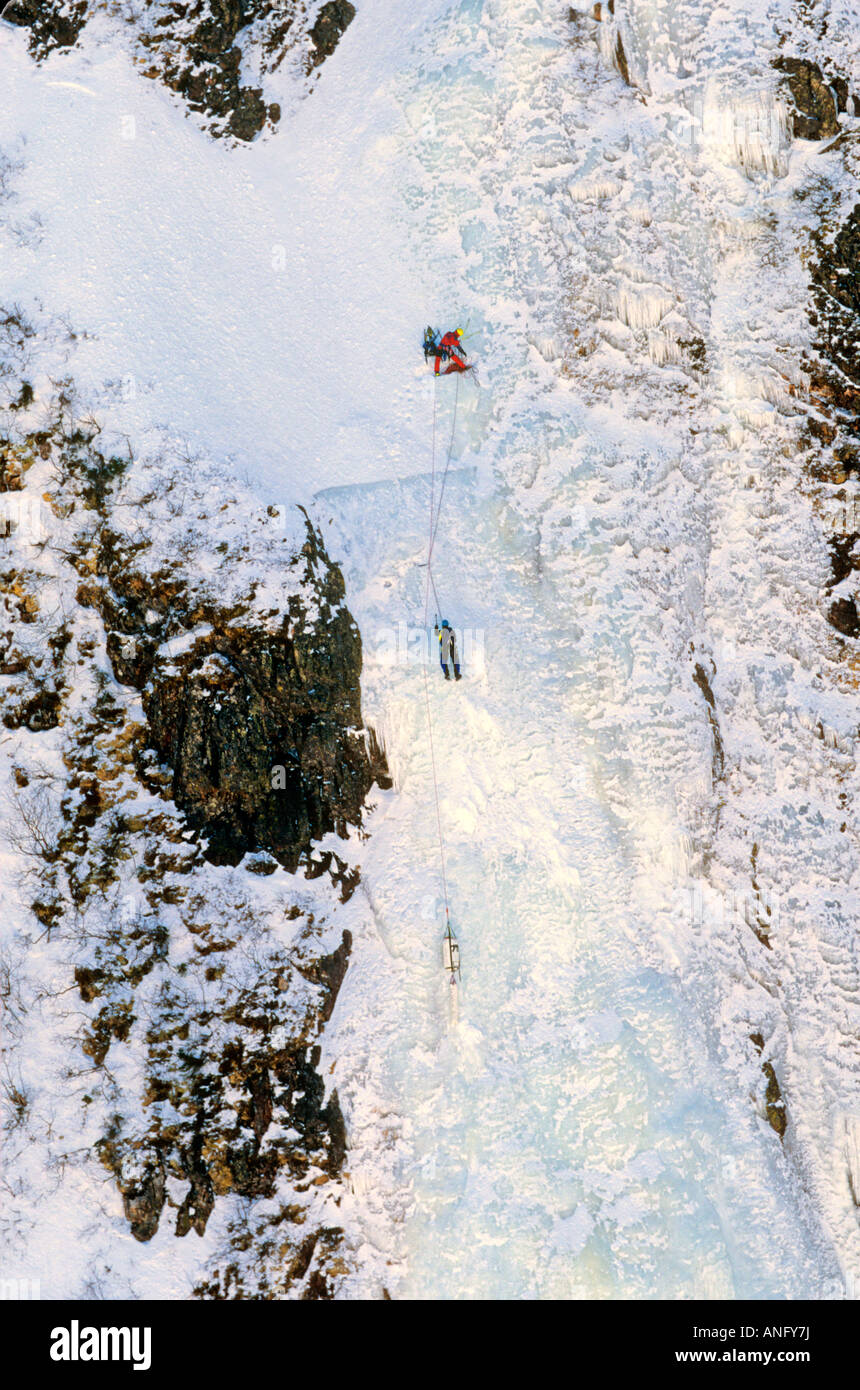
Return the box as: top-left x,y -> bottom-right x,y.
442,920 -> 461,983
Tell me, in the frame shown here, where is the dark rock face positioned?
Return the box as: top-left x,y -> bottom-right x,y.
692,660 -> 724,783
99,933 -> 354,1246
827,532 -> 860,589
774,56 -> 845,140
309,0 -> 355,67
74,477 -> 390,870
824,534 -> 860,636
139,516 -> 387,869
6,1 -> 357,143
810,204 -> 860,416
750,1034 -> 787,1139
1,684 -> 63,732
805,205 -> 860,638
137,0 -> 280,143
121,1163 -> 166,1243
2,0 -> 90,57
827,595 -> 860,637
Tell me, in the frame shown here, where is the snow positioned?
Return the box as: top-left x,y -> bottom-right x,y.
2,0 -> 860,1300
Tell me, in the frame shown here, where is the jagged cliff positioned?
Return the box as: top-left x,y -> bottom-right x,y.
4,0 -> 860,1301
3,0 -> 356,140
0,334 -> 387,1294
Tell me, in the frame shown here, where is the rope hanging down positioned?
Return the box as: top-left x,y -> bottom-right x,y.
421,374 -> 461,983
428,372 -> 461,576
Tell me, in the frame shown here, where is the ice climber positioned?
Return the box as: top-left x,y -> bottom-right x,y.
423,326 -> 470,376
435,619 -> 461,680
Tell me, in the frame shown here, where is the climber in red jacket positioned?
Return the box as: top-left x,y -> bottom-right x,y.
434,327 -> 468,376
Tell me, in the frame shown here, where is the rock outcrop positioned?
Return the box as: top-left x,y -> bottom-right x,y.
140,518 -> 384,869
4,0 -> 358,143
0,358 -> 385,1292
136,0 -> 284,143
810,203 -> 860,421
750,1033 -> 787,1138
2,0 -> 90,57
692,659 -> 725,786
773,56 -> 848,141
805,201 -> 860,638
308,0 -> 355,68
65,435 -> 389,871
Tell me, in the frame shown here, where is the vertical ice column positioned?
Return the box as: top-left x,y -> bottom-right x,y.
698,80 -> 791,177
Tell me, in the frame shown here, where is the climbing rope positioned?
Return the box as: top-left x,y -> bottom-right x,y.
421,371 -> 462,974
428,372 -> 461,571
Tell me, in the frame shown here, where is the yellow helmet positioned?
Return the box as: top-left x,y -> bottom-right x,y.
456,328 -> 464,337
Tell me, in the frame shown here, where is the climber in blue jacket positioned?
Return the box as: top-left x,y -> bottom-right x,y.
435,619 -> 461,681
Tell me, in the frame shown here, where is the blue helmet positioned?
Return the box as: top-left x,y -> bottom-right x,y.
441,619 -> 450,628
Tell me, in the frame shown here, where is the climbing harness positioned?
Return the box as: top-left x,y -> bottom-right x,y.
421,372 -> 462,988
422,323 -> 478,380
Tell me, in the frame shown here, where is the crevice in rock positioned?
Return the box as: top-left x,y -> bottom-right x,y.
750,1033 -> 787,1139
748,842 -> 774,951
692,659 -> 725,785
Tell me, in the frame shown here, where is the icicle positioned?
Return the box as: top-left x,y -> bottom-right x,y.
528,332 -> 560,362
597,17 -> 619,72
628,202 -> 652,227
737,399 -> 777,429
364,700 -> 412,793
647,330 -> 685,367
612,258 -> 654,284
568,175 -> 622,202
720,363 -> 806,419
613,281 -> 674,330
699,81 -> 791,177
715,215 -> 768,252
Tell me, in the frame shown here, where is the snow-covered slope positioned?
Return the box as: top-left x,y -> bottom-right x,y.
1,0 -> 859,1298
